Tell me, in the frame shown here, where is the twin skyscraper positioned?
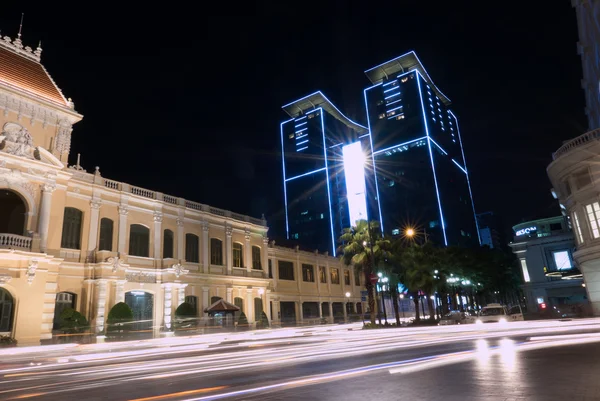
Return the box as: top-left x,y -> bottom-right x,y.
280,51 -> 479,255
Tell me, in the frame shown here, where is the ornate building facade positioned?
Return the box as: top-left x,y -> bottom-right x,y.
0,34 -> 363,345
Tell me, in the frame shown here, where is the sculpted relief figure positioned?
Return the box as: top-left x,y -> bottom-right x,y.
0,122 -> 39,160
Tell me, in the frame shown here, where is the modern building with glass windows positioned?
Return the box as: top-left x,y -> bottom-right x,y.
508,216 -> 587,314
280,52 -> 479,253
363,52 -> 479,246
280,92 -> 379,255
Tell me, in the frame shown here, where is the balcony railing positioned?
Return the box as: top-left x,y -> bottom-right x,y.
553,128 -> 600,160
69,171 -> 267,227
0,233 -> 32,250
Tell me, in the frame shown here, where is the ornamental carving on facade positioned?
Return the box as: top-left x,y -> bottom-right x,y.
125,271 -> 156,283
0,169 -> 35,199
0,274 -> 11,284
54,121 -> 72,155
0,122 -> 40,160
27,259 -> 38,284
171,262 -> 189,278
106,254 -> 126,273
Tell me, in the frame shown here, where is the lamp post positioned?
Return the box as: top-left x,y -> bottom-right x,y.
378,273 -> 388,324
399,293 -> 405,320
345,292 -> 351,323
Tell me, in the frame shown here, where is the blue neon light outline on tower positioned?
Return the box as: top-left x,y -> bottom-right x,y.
343,142 -> 369,227
449,110 -> 481,245
280,118 -> 294,239
319,109 -> 337,256
416,70 -> 448,246
363,83 -> 385,234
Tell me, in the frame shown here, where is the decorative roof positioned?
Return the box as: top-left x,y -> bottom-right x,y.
282,91 -> 368,135
364,51 -> 451,106
0,35 -> 71,108
204,299 -> 240,313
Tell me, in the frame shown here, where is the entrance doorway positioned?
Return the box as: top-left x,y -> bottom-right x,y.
0,288 -> 13,332
125,291 -> 154,331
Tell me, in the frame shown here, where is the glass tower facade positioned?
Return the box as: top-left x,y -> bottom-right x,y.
280,52 -> 479,253
364,58 -> 478,246
280,92 -> 379,255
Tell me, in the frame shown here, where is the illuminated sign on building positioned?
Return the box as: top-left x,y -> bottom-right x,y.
516,226 -> 537,236
343,142 -> 368,227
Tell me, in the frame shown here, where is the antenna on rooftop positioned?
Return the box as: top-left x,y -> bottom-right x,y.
17,13 -> 24,39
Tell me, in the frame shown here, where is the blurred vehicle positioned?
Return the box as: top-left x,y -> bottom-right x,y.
475,303 -> 523,324
439,310 -> 477,325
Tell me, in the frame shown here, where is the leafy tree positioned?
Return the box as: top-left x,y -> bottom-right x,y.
339,220 -> 390,325
175,302 -> 196,317
237,311 -> 248,326
259,311 -> 269,329
399,243 -> 443,321
106,302 -> 133,332
58,307 -> 89,334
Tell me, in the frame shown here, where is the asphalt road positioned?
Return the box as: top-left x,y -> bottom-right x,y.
2,319 -> 600,401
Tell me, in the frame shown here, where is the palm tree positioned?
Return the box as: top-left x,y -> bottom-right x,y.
339,219 -> 389,325
401,243 -> 440,321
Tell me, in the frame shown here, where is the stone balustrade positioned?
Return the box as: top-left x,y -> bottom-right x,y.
553,128 -> 600,160
0,233 -> 32,250
68,171 -> 267,227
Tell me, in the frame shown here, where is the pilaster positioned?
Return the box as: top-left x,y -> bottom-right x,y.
117,206 -> 128,253
38,183 -> 55,252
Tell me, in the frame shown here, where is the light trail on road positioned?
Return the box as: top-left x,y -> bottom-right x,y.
1,319 -> 600,400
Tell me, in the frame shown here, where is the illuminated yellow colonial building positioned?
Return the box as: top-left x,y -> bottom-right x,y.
0,33 -> 363,345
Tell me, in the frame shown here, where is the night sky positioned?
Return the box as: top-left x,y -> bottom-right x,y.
0,2 -> 587,242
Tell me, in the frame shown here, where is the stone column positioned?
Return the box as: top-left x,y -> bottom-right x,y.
328,301 -> 334,324
87,199 -> 101,258
225,225 -> 233,275
178,284 -> 187,307
94,280 -> 108,333
262,236 -> 269,277
153,212 -> 162,262
343,301 -> 348,322
246,287 -> 254,324
226,286 -> 233,303
202,286 -> 210,318
117,206 -> 128,253
163,283 -> 173,330
265,289 -> 272,321
202,221 -> 209,274
112,280 -> 125,305
297,301 -> 303,324
244,229 -> 252,274
319,300 -> 323,318
176,218 -> 184,260
273,300 -> 280,323
38,183 -> 56,252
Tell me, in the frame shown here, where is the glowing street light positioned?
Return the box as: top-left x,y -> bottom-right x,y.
345,292 -> 351,298
405,228 -> 415,237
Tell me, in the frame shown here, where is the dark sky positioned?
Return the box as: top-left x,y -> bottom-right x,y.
0,2 -> 587,241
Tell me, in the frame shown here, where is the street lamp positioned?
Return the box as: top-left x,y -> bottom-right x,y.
406,228 -> 415,237
345,292 -> 351,323
399,293 -> 405,320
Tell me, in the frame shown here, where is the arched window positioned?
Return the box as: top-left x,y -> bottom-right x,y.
163,229 -> 174,258
0,288 -> 14,332
61,207 -> 83,249
129,224 -> 150,257
98,218 -> 114,251
252,246 -> 261,270
233,243 -> 243,268
185,295 -> 198,314
53,292 -> 76,330
210,238 -> 223,265
185,233 -> 199,263
234,297 -> 244,319
0,190 -> 26,235
210,296 -> 222,304
254,297 -> 263,318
